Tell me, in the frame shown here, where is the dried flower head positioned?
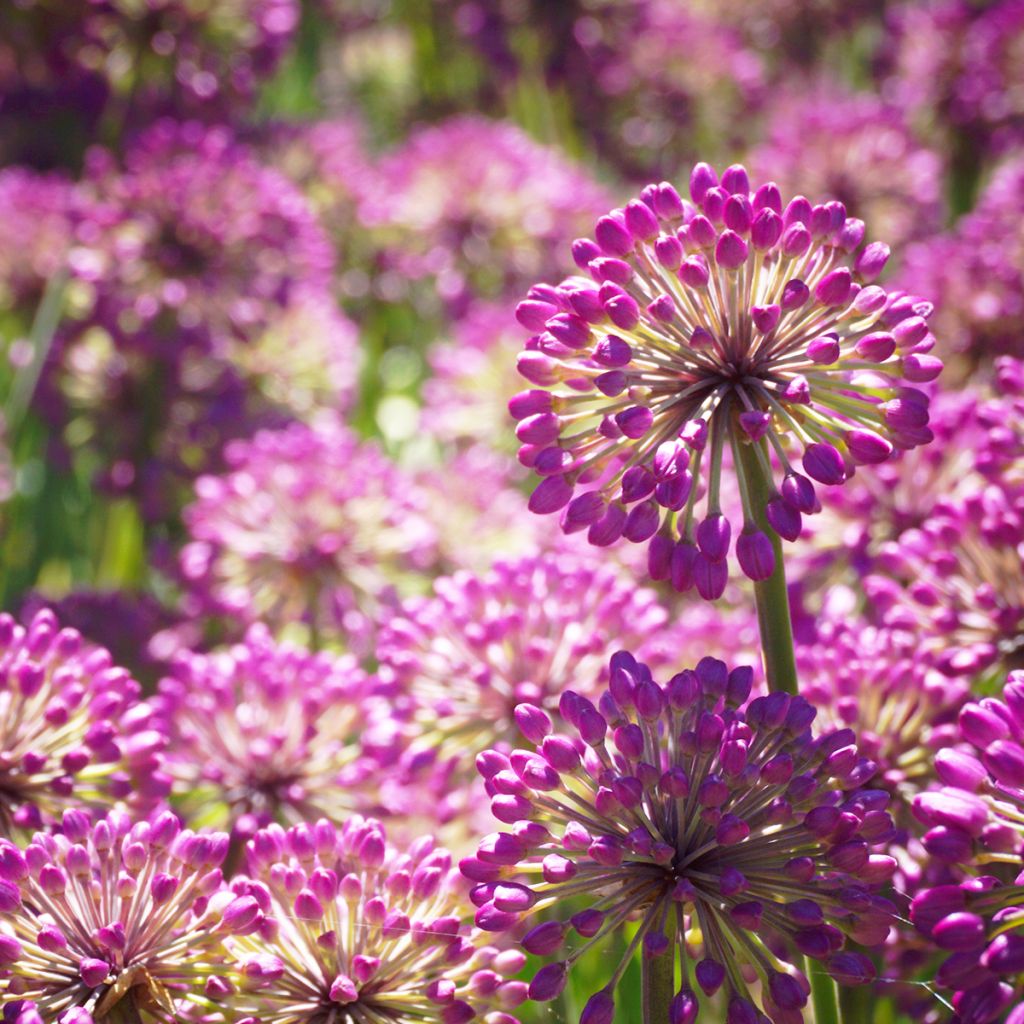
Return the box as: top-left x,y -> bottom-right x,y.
512,161 -> 940,598
0,809 -> 237,1023
153,625 -> 386,839
0,609 -> 168,836
220,816 -> 527,1022
180,417 -> 437,648
464,652 -> 897,1023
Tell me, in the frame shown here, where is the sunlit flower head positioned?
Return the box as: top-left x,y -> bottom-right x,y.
220,816 -> 527,1022
0,808 -> 238,1023
153,625 -> 389,839
0,609 -> 168,837
464,651 -> 897,1023
512,161 -> 940,597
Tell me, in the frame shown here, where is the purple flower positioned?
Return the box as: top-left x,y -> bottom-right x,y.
900,155 -> 1024,371
513,162 -> 940,597
152,625 -> 388,839
0,809 -> 238,1023
180,417 -> 437,649
377,554 -> 674,807
749,83 -> 944,249
220,817 -> 526,1022
865,480 -> 1024,681
0,608 -> 169,836
797,616 -> 968,822
465,651 -> 897,1022
362,115 -> 610,309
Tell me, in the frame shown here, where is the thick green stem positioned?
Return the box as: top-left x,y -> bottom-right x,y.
809,964 -> 841,1024
734,441 -> 799,695
641,951 -> 674,1024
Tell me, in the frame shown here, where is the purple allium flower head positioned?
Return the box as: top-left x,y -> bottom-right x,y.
68,120 -> 333,356
0,168 -> 77,311
220,817 -> 526,1022
910,674 -> 1024,1020
913,672 -> 1024,865
0,808 -> 239,1022
749,84 -> 944,249
362,115 -> 610,308
0,609 -> 169,836
377,554 -> 672,793
152,625 -> 386,839
465,652 -> 897,1021
180,417 -> 437,649
900,155 -> 1024,372
865,481 -> 1024,681
797,616 -> 969,821
513,162 -> 940,597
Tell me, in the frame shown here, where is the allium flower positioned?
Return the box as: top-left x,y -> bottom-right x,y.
0,168 -> 76,311
512,161 -> 940,597
180,417 -> 437,648
152,625 -> 385,838
220,816 -> 526,1022
0,608 -> 168,836
748,85 -> 944,249
362,116 -> 610,308
909,675 -> 1024,1023
377,554 -> 671,784
0,808 -> 239,1023
423,303 -> 527,454
900,155 -> 1024,371
865,482 -> 1024,681
464,652 -> 897,1022
797,616 -> 968,820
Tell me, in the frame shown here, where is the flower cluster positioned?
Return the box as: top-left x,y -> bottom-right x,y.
465,652 -> 896,1022
152,625 -> 385,839
0,609 -> 167,836
180,418 -> 437,647
0,808 -> 236,1023
513,161 -> 940,596
220,816 -> 526,1022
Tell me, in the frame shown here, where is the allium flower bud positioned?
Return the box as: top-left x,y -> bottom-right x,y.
220,817 -> 525,1023
467,652 -> 896,1021
512,162 -> 939,596
0,810 -> 234,1021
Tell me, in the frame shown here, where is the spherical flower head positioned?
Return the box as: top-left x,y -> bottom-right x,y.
152,624 -> 386,839
900,154 -> 1024,372
912,671 -> 1024,867
797,616 -> 968,822
377,554 -> 673,819
0,608 -> 170,836
865,481 -> 1024,682
749,84 -> 944,249
180,417 -> 437,649
0,808 -> 236,1022
465,651 -> 897,1022
512,162 -> 941,598
220,816 -> 526,1022
69,119 -> 333,356
362,115 -> 611,306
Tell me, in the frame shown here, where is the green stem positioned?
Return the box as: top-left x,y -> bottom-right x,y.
641,951 -> 674,1024
809,963 -> 841,1024
734,440 -> 799,695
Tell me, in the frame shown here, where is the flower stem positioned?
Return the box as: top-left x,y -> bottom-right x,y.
641,951 -> 674,1024
734,440 -> 799,695
809,963 -> 841,1024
